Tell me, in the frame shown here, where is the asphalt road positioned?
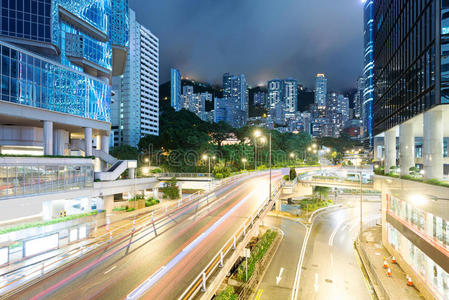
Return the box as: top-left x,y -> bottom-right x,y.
257,216 -> 307,300
297,201 -> 380,300
9,171 -> 283,300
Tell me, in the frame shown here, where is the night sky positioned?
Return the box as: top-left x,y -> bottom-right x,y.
129,0 -> 364,91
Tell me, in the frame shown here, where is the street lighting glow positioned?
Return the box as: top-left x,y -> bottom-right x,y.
312,143 -> 317,148
212,155 -> 216,160
260,137 -> 266,143
290,152 -> 295,158
307,147 -> 312,151
202,154 -> 208,160
142,167 -> 149,175
242,158 -> 247,162
254,130 -> 261,137
409,194 -> 427,206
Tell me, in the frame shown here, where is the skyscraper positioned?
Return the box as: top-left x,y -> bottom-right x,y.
314,74 -> 327,108
283,78 -> 298,113
112,8 -> 159,147
354,77 -> 364,119
363,0 -> 374,148
253,91 -> 267,106
222,73 -> 248,127
171,68 -> 182,111
267,79 -> 282,108
373,1 -> 449,299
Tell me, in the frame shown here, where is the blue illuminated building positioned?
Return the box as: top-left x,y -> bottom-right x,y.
362,0 -> 374,149
0,0 -> 129,156
171,68 -> 182,111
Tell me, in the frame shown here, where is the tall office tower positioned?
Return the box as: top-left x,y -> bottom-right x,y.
253,91 -> 266,106
314,74 -> 327,108
374,1 -> 449,299
170,68 -> 182,111
363,0 -> 374,148
222,73 -> 248,127
337,95 -> 349,123
112,9 -> 159,147
283,78 -> 298,113
354,77 -> 364,119
214,97 -> 227,123
0,0 -> 134,223
267,79 -> 282,108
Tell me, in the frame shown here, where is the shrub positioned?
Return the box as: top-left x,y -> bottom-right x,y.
160,177 -> 180,199
145,198 -> 160,207
126,207 -> 135,212
289,167 -> 297,180
214,173 -> 223,179
113,207 -> 126,212
151,168 -> 162,173
215,286 -> 237,300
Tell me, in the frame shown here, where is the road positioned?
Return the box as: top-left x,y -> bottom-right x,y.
257,216 -> 306,299
9,171 -> 283,300
296,201 -> 380,300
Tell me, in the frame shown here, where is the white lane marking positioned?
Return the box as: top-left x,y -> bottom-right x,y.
276,267 -> 284,285
127,190 -> 255,300
314,273 -> 319,292
104,265 -> 116,275
328,221 -> 346,246
291,222 -> 312,300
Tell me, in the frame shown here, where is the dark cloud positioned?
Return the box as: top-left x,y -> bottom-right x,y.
129,0 -> 364,91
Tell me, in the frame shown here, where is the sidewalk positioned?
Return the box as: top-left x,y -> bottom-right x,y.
356,225 -> 424,300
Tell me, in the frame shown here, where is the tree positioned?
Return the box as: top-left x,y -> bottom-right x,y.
160,177 -> 180,199
313,186 -> 330,201
209,122 -> 233,149
289,167 -> 297,180
110,144 -> 140,160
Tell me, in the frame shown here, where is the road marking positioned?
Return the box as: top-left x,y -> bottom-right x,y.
103,265 -> 116,275
276,267 -> 284,285
254,289 -> 263,300
328,221 -> 346,246
314,273 -> 319,292
291,222 -> 312,300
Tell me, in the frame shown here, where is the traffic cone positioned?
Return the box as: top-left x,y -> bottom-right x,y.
407,275 -> 413,286
383,259 -> 388,269
392,256 -> 397,264
387,268 -> 392,277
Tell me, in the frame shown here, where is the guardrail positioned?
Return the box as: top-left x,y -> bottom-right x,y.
179,179 -> 285,300
157,173 -> 212,178
0,171 -> 257,297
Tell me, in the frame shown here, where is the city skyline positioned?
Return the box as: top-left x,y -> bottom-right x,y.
129,0 -> 364,91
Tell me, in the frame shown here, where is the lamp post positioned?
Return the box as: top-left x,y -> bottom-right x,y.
254,130 -> 261,170
359,170 -> 363,241
254,130 -> 272,204
242,158 -> 247,170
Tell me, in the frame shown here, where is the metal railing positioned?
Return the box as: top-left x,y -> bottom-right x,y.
0,171 -> 256,296
179,179 -> 285,300
157,173 -> 212,178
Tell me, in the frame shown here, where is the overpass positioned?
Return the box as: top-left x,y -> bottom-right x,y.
299,177 -> 375,190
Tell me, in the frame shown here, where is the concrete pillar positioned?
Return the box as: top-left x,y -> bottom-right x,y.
53,129 -> 68,156
100,134 -> 110,154
423,108 -> 443,179
84,127 -> 92,157
153,188 -> 159,199
103,195 -> 114,213
43,121 -> 53,155
373,137 -> 381,162
399,122 -> 415,176
129,168 -> 135,179
384,127 -> 396,172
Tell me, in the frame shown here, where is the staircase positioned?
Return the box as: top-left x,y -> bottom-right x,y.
69,139 -> 135,181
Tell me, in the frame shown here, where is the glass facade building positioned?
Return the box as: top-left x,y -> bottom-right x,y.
0,41 -> 111,122
363,0 -> 374,148
373,0 -> 437,135
170,68 -> 181,111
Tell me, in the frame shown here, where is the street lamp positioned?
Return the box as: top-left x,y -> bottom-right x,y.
202,154 -> 211,177
242,158 -> 247,170
253,130 -> 263,170
312,143 -> 317,149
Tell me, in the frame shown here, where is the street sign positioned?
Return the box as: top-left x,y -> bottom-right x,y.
243,248 -> 250,258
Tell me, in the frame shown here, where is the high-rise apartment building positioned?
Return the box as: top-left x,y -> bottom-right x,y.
112,8 -> 159,147
267,79 -> 282,108
222,73 -> 248,127
253,91 -> 267,106
170,68 -> 182,111
374,1 -> 449,299
363,0 -> 374,148
283,78 -> 298,113
314,74 -> 327,108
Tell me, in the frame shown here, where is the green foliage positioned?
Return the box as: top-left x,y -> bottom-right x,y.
374,167 -> 384,175
126,207 -> 136,212
313,186 -> 330,200
145,198 -> 160,207
299,198 -> 330,212
160,177 -> 180,199
128,194 -> 145,201
283,174 -> 290,181
213,162 -> 231,178
289,167 -> 297,180
215,286 -> 238,300
151,168 -> 162,173
409,166 -> 420,176
424,179 -> 449,187
214,173 -> 223,179
236,230 -> 277,282
113,207 -> 126,212
0,211 -> 101,235
110,144 -> 140,160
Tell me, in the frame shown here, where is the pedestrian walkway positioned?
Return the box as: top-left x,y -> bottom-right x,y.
356,225 -> 424,300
